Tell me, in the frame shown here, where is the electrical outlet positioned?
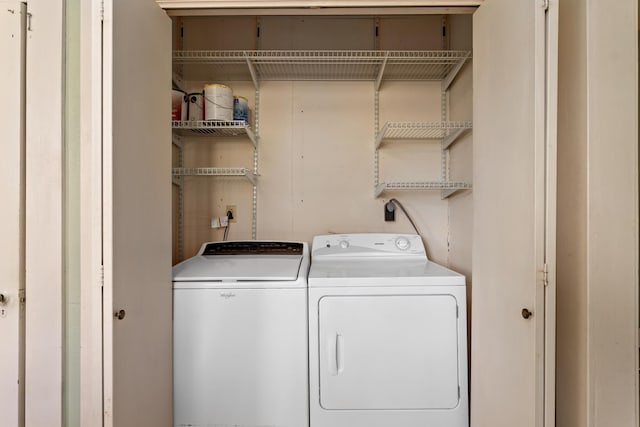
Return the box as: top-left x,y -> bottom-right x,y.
226,205 -> 237,223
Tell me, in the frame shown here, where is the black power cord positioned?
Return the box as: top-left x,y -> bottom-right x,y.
223,210 -> 233,241
387,198 -> 421,236
386,198 -> 432,260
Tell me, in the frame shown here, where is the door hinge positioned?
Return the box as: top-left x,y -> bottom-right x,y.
99,265 -> 104,288
543,0 -> 550,10
542,263 -> 549,287
99,0 -> 104,21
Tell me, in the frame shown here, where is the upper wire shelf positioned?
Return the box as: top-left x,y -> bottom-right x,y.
173,50 -> 471,90
376,121 -> 472,149
172,120 -> 257,147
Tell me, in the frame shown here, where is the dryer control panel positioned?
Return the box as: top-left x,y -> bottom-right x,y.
312,234 -> 426,259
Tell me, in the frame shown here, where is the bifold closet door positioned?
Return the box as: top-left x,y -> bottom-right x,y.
0,3 -> 25,427
101,0 -> 172,426
472,0 -> 557,427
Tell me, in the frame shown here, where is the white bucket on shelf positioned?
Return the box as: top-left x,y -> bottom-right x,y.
187,92 -> 204,121
172,89 -> 187,121
233,96 -> 250,124
204,84 -> 233,121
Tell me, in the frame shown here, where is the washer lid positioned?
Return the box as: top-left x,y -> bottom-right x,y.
173,241 -> 306,282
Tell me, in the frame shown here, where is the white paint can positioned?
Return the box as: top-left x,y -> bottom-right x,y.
187,92 -> 204,121
233,96 -> 250,124
204,84 -> 233,121
172,89 -> 187,121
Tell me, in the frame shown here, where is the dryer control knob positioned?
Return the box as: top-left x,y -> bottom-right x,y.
395,237 -> 411,251
339,240 -> 349,249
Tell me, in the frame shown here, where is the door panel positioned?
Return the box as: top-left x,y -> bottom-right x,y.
543,2 -> 558,425
0,3 -> 25,427
102,0 -> 172,426
472,1 -> 554,426
318,295 -> 459,410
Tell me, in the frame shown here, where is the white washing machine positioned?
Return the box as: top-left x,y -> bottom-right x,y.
308,234 -> 469,427
172,241 -> 309,427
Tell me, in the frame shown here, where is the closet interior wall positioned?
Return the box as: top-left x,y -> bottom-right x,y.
171,15 -> 473,269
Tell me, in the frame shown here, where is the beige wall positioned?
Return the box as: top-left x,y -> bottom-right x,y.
557,0 -> 639,425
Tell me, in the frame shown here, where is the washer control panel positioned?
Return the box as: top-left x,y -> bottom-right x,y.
313,234 -> 426,259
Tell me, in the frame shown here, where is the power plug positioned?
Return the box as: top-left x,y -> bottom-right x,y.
226,205 -> 237,223
385,201 -> 396,222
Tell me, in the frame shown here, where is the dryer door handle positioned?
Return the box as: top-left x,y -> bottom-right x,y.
327,333 -> 344,376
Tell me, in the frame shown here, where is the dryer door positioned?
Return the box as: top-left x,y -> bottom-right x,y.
318,294 -> 459,410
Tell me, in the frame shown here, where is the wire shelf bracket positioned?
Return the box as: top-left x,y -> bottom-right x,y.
245,56 -> 259,89
172,71 -> 185,92
172,134 -> 184,149
374,55 -> 389,91
442,125 -> 471,150
442,51 -> 471,91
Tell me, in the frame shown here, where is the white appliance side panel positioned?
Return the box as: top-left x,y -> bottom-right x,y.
318,294 -> 459,410
174,288 -> 309,427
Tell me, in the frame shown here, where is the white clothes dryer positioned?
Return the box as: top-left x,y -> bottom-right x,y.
308,234 -> 469,427
172,241 -> 309,427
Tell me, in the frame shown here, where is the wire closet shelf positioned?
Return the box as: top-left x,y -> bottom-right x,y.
375,121 -> 473,149
173,50 -> 471,85
375,181 -> 472,199
172,167 -> 258,186
172,120 -> 257,147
